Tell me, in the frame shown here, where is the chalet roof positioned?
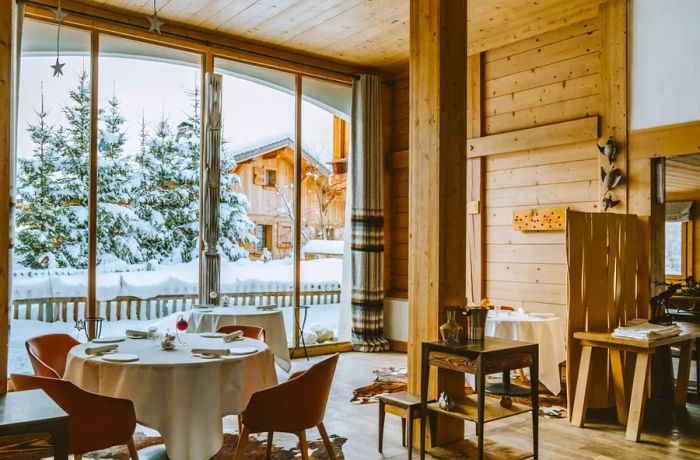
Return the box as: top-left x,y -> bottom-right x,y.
231,136 -> 331,176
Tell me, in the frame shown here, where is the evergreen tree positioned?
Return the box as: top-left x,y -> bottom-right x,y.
15,88 -> 73,269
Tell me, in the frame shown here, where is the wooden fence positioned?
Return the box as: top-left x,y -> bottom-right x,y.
11,289 -> 342,322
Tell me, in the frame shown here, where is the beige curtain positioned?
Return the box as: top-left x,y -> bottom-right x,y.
349,74 -> 389,352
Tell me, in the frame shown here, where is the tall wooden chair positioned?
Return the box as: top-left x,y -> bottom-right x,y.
25,334 -> 80,378
11,374 -> 139,460
233,353 -> 339,460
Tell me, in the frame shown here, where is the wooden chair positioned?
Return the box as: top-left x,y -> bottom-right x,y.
378,391 -> 423,460
217,325 -> 266,341
25,334 -> 80,378
233,353 -> 339,460
10,374 -> 139,460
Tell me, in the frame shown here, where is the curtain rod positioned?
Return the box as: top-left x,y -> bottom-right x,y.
19,0 -> 360,83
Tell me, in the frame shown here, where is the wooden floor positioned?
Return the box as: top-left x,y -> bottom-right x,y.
247,351 -> 700,460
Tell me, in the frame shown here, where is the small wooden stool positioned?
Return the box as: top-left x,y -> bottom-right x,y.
378,391 -> 422,460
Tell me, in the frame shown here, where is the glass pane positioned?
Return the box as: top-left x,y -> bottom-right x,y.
96,36 -> 201,327
12,20 -> 91,374
300,76 -> 352,345
214,58 -> 296,345
665,221 -> 683,275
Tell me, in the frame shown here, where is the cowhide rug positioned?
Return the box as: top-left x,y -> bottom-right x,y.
85,432 -> 347,459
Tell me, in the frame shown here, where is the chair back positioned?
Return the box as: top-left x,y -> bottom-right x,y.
25,334 -> 80,378
10,374 -> 136,455
216,325 -> 266,341
242,353 -> 339,433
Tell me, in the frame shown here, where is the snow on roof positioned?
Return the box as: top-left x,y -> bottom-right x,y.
230,135 -> 331,176
302,239 -> 345,256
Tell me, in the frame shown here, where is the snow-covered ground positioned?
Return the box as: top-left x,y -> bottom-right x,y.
13,258 -> 342,301
9,304 -> 341,375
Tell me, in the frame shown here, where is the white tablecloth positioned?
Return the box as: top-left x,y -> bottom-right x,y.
187,306 -> 292,372
486,312 -> 566,395
64,335 -> 277,460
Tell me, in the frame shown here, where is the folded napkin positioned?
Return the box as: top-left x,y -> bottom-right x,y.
85,344 -> 118,355
191,348 -> 231,356
125,329 -> 149,338
612,322 -> 681,341
223,330 -> 244,343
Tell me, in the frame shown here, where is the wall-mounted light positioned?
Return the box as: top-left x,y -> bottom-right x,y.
656,160 -> 665,205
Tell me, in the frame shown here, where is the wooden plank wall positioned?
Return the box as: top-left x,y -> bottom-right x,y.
386,76 -> 409,298
482,17 -> 602,318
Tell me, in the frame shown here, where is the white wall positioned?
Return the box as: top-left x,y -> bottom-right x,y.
629,0 -> 700,130
384,297 -> 408,342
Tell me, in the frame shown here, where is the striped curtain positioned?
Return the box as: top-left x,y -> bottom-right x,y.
350,75 -> 389,352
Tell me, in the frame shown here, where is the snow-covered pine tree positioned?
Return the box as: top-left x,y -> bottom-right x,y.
15,88 -> 73,269
96,92 -> 147,266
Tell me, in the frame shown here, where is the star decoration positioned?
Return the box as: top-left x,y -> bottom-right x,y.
50,7 -> 67,22
51,57 -> 65,77
148,12 -> 165,34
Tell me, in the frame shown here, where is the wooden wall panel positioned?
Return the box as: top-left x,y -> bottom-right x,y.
387,75 -> 410,298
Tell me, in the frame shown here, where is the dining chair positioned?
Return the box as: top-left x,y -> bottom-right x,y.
233,353 -> 339,460
10,374 -> 139,460
216,324 -> 266,341
25,333 -> 80,378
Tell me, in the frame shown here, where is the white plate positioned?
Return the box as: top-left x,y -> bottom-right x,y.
196,308 -> 214,313
126,334 -> 148,339
193,353 -> 221,359
102,353 -> 140,362
200,332 -> 226,338
229,346 -> 258,355
92,336 -> 126,344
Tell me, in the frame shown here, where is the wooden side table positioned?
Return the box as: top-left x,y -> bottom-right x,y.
0,389 -> 69,459
419,338 -> 539,460
571,322 -> 700,442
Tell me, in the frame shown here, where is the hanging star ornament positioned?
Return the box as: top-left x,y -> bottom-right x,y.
148,0 -> 165,34
50,6 -> 67,22
51,57 -> 65,77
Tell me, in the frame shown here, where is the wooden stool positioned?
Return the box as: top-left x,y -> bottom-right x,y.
378,391 -> 422,460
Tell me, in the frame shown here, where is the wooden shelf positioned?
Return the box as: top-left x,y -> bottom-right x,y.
427,395 -> 531,423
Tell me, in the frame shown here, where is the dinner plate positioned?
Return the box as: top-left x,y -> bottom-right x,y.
200,332 -> 226,338
193,353 -> 221,359
196,308 -> 214,313
102,353 -> 140,362
92,336 -> 126,344
229,346 -> 258,355
126,333 -> 148,339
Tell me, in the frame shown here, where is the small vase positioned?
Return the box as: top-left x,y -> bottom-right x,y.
439,309 -> 463,344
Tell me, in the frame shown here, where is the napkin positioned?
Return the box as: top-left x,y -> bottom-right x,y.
85,344 -> 118,355
191,348 -> 231,356
125,329 -> 149,338
223,330 -> 244,342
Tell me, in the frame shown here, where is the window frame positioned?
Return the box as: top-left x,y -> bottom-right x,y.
666,220 -> 694,281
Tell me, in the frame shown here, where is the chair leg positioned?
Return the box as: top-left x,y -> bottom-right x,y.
407,408 -> 414,460
298,430 -> 309,460
233,425 -> 250,460
318,422 -> 337,460
401,417 -> 407,447
266,431 -> 274,460
126,436 -> 139,460
378,400 -> 385,453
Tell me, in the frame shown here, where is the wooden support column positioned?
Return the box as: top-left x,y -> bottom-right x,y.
599,0 -> 628,213
466,53 -> 484,304
0,0 -> 17,393
87,32 -> 99,339
408,0 -> 467,446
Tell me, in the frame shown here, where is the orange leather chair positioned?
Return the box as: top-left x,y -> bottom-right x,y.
25,334 -> 80,378
234,353 -> 339,460
11,374 -> 139,460
217,324 -> 266,342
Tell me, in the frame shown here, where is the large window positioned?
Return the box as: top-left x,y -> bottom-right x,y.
12,20 -> 91,374
97,36 -> 202,321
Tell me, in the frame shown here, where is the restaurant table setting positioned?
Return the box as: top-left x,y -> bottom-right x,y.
63,331 -> 278,460
479,309 -> 566,395
186,305 -> 292,371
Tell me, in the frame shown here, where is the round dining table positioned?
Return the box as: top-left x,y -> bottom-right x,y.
187,306 -> 292,372
63,334 -> 278,460
486,311 -> 566,395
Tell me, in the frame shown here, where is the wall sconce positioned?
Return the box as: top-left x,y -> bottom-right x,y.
656,160 -> 665,205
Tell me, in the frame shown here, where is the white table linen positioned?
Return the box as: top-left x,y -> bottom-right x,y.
485,311 -> 566,395
64,335 -> 277,460
187,306 -> 292,372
